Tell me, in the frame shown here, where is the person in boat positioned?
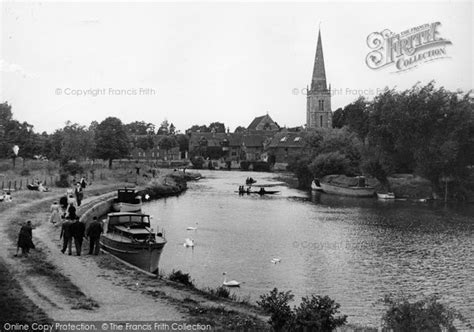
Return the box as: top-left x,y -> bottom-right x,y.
87,216 -> 103,255
50,201 -> 61,224
16,220 -> 34,257
259,187 -> 266,195
71,217 -> 85,256
60,219 -> 73,255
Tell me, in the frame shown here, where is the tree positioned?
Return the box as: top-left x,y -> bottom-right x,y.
343,97 -> 369,142
94,117 -> 130,168
309,151 -> 350,179
257,288 -> 295,331
169,123 -> 176,135
332,107 -> 345,128
135,135 -> 155,151
368,82 -> 474,191
186,124 -> 209,134
293,295 -> 347,331
209,122 -> 226,133
234,126 -> 247,133
125,121 -> 155,135
175,134 -> 189,155
158,136 -> 177,160
157,119 -> 169,135
382,295 -> 460,332
59,122 -> 94,165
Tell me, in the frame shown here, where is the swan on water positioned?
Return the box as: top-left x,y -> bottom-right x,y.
222,272 -> 240,287
271,258 -> 281,264
186,222 -> 198,231
183,238 -> 194,247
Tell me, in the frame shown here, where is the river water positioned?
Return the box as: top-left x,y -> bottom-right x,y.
144,170 -> 474,327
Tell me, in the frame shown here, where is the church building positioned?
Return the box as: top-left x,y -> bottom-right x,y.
306,30 -> 332,129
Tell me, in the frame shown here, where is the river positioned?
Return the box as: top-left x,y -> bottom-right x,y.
144,170 -> 474,327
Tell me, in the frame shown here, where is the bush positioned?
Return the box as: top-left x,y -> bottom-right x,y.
168,270 -> 194,287
204,286 -> 233,299
62,162 -> 84,176
190,156 -> 204,169
382,295 -> 460,332
309,151 -> 351,179
20,169 -> 30,176
55,173 -> 70,188
258,288 -> 348,331
293,295 -> 347,331
257,288 -> 295,331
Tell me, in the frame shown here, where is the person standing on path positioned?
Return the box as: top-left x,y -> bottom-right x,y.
66,203 -> 77,220
60,219 -> 73,255
71,217 -> 85,256
86,216 -> 103,255
74,183 -> 84,206
16,220 -> 35,257
50,201 -> 61,224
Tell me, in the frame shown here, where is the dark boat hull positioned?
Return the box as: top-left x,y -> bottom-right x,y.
100,235 -> 166,274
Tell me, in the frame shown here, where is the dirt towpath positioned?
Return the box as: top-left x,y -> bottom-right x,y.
0,186 -> 185,321
0,182 -> 269,329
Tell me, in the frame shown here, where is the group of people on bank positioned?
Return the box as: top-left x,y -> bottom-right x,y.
59,216 -> 103,256
15,175 -> 103,257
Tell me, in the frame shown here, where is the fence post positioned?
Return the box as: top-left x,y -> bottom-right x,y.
8,181 -> 11,190
14,180 -> 17,190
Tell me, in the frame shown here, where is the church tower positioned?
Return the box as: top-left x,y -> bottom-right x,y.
306,29 -> 332,129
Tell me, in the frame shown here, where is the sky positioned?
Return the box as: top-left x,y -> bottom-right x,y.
0,1 -> 472,134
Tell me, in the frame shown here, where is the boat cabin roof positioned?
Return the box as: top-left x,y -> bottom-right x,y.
107,212 -> 150,227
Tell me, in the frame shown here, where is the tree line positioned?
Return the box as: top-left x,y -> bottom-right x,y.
289,82 -> 474,199
0,103 -> 235,168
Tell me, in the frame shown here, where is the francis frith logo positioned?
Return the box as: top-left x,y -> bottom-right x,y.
365,22 -> 452,72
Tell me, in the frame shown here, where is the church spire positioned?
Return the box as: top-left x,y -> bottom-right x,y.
311,29 -> 327,91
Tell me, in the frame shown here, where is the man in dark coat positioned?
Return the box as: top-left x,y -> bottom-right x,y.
86,216 -> 103,255
74,183 -> 84,206
16,220 -> 34,256
60,219 -> 73,255
66,203 -> 77,220
71,218 -> 85,256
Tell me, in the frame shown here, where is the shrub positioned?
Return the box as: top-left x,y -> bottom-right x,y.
20,169 -> 30,176
190,156 -> 204,169
257,288 -> 295,331
55,173 -> 70,188
168,270 -> 194,287
382,294 -> 460,332
62,162 -> 84,176
293,295 -> 347,332
309,151 -> 351,179
206,286 -> 232,299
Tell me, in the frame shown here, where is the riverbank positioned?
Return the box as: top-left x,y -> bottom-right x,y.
0,171 -> 268,330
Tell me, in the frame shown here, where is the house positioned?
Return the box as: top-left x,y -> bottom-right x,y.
241,135 -> 270,161
247,114 -> 280,133
265,131 -> 307,165
130,146 -> 180,161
